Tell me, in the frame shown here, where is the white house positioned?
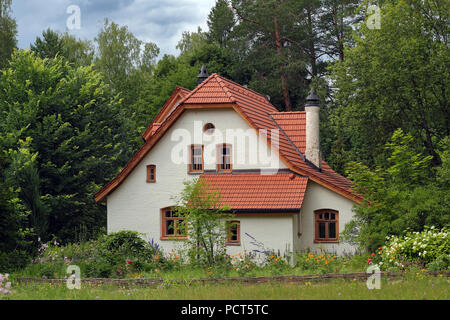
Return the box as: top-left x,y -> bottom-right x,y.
95,68 -> 362,257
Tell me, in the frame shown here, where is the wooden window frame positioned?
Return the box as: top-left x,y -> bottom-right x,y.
146,165 -> 156,183
160,207 -> 187,240
314,209 -> 339,243
226,220 -> 240,245
217,143 -> 232,172
189,144 -> 204,173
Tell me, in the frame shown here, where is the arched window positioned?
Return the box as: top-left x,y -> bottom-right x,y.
203,123 -> 215,135
314,209 -> 339,243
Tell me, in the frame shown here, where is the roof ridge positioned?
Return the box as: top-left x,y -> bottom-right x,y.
177,73 -> 221,105
215,74 -> 271,103
270,111 -> 306,115
214,74 -> 236,103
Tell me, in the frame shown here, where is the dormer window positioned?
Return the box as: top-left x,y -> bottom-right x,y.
217,144 -> 232,172
203,123 -> 215,135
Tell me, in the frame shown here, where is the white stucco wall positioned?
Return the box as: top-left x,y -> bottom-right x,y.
225,215 -> 295,259
295,180 -> 357,255
106,108 -> 289,254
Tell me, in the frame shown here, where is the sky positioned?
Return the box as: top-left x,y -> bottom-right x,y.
11,0 -> 217,57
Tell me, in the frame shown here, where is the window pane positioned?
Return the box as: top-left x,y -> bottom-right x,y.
176,220 -> 186,236
166,220 -> 174,235
319,214 -> 323,219
329,222 -> 336,238
325,212 -> 329,220
331,213 -> 335,220
318,222 -> 326,238
193,147 -> 202,155
229,222 -> 239,241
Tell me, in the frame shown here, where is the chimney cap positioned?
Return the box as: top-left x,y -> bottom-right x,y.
197,65 -> 209,84
305,88 -> 319,107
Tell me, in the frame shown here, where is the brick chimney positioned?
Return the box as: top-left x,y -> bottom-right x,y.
305,88 -> 321,169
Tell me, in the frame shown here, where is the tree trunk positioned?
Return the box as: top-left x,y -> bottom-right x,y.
274,14 -> 292,111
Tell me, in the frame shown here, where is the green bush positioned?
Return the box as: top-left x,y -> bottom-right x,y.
379,226 -> 449,270
426,254 -> 450,271
21,231 -> 165,278
0,250 -> 32,272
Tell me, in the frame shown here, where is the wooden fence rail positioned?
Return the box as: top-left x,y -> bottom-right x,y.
17,270 -> 450,288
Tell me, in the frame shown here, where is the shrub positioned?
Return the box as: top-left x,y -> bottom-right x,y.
0,250 -> 31,272
21,231 -> 166,278
379,226 -> 449,270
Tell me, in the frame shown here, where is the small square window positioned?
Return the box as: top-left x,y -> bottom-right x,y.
226,221 -> 240,245
147,165 -> 156,182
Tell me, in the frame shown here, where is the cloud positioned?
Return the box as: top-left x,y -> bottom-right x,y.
12,0 -> 216,56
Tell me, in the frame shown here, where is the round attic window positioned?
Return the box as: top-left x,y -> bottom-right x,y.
203,123 -> 215,135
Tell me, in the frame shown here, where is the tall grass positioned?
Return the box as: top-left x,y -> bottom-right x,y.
2,274 -> 448,300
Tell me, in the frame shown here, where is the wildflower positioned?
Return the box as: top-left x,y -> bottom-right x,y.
127,260 -> 132,265
371,253 -> 375,257
366,258 -> 372,264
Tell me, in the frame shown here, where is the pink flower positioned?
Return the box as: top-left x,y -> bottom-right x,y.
371,253 -> 375,257
366,258 -> 372,264
127,260 -> 132,265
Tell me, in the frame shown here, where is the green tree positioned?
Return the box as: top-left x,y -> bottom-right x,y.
329,0 -> 449,169
0,0 -> 17,69
31,29 -> 94,67
30,29 -> 64,60
94,19 -> 160,145
207,0 -> 236,47
343,129 -> 450,251
0,50 -> 132,243
173,179 -> 231,266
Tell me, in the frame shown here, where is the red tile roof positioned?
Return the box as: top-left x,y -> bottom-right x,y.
142,86 -> 190,141
95,73 -> 361,203
199,172 -> 308,211
271,112 -> 306,153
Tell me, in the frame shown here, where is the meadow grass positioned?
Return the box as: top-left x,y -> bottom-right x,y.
2,274 -> 448,300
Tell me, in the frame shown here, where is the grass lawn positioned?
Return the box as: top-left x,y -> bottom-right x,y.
1,274 -> 448,300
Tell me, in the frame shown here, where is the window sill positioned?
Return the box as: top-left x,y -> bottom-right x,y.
314,239 -> 339,244
226,242 -> 241,246
188,171 -> 204,175
160,236 -> 188,241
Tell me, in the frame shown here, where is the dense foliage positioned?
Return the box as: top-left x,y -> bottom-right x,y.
343,130 -> 449,251
0,51 -> 132,249
370,227 -> 450,271
20,231 -> 166,278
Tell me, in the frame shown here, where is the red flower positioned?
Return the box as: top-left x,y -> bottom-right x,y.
366,258 -> 372,264
127,260 -> 132,265
371,253 -> 375,257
